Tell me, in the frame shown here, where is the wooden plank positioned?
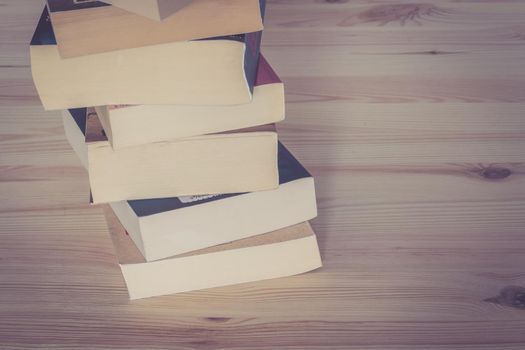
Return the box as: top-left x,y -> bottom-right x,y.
1,0 -> 525,349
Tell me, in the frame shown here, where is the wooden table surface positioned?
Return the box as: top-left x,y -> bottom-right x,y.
2,1 -> 525,349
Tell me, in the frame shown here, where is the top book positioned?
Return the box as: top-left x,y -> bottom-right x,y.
46,0 -> 265,58
103,0 -> 194,21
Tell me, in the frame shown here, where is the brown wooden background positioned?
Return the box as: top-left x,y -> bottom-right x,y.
1,1 -> 525,349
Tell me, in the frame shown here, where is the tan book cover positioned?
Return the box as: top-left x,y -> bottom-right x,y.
46,0 -> 264,58
105,0 -> 194,21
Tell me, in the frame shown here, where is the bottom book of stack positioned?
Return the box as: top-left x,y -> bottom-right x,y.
104,206 -> 322,300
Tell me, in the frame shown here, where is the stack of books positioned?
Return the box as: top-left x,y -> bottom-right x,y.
30,0 -> 322,300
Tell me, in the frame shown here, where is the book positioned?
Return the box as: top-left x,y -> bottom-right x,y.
104,206 -> 322,300
63,108 -> 278,204
30,7 -> 262,110
95,54 -> 284,149
104,0 -> 194,21
46,0 -> 265,57
109,142 -> 317,261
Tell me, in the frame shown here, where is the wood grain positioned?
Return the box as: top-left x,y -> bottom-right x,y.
1,0 -> 525,349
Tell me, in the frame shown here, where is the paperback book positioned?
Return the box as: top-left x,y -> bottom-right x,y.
31,6 -> 263,109
63,108 -> 278,203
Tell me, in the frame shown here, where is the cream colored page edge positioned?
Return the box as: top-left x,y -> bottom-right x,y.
121,234 -> 322,299
109,83 -> 284,149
